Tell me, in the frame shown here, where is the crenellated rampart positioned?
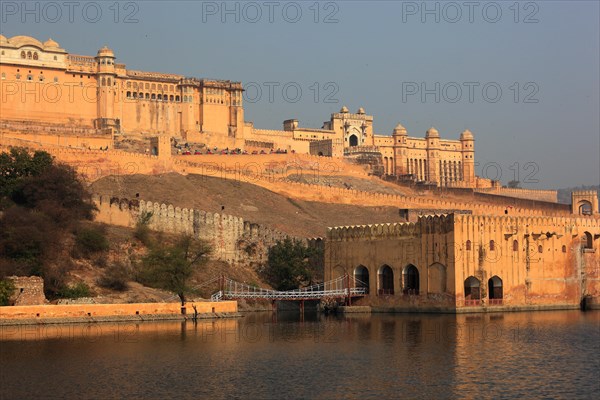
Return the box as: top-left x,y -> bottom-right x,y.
93,194 -> 294,266
474,187 -> 558,203
327,214 -> 455,241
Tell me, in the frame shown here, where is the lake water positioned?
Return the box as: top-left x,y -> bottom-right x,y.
1,311 -> 599,399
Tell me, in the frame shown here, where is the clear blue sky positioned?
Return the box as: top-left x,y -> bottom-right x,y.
2,1 -> 598,189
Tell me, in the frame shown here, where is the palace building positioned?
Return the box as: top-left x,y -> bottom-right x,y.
324,191 -> 600,311
1,34 -> 475,187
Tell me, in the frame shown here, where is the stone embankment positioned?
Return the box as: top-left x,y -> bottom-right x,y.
0,301 -> 239,326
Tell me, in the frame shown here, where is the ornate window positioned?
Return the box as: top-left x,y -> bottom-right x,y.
21,51 -> 25,59
466,240 -> 472,251
33,52 -> 38,60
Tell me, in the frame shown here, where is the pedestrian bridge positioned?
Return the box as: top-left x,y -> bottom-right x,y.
207,275 -> 367,302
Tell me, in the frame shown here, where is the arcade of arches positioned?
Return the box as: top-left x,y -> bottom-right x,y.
335,260 -> 510,306
325,213 -> 600,310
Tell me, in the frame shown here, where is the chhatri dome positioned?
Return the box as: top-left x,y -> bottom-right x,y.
426,127 -> 439,137
43,38 -> 59,48
393,123 -> 407,134
460,129 -> 474,140
357,107 -> 365,115
97,45 -> 115,58
340,106 -> 349,113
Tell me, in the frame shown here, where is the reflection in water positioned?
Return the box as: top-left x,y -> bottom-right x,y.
1,311 -> 598,399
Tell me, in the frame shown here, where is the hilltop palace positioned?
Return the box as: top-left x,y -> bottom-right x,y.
1,35 -> 599,312
1,35 -> 476,187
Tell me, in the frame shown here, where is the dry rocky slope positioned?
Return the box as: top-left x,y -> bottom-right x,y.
60,224 -> 268,304
91,173 -> 407,237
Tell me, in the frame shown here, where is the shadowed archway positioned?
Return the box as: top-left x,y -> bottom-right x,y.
488,276 -> 503,305
354,265 -> 370,294
403,264 -> 419,295
464,276 -> 480,305
349,134 -> 358,147
378,265 -> 394,295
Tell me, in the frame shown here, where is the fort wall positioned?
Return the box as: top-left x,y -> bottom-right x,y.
0,142 -> 579,218
1,131 -> 113,150
93,195 -> 292,266
474,187 -> 558,203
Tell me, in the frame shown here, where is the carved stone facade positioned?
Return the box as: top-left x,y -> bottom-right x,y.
1,34 -> 476,187
324,198 -> 600,311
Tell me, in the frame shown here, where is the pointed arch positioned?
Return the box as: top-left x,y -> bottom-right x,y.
488,276 -> 503,305
354,265 -> 370,294
464,276 -> 480,305
403,264 -> 419,295
378,265 -> 394,295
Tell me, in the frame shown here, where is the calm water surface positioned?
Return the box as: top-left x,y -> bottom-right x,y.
1,311 -> 599,399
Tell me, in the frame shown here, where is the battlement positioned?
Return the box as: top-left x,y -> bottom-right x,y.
251,128 -> 294,138
93,194 -> 293,265
453,213 -> 600,230
474,187 -> 558,203
327,214 -> 455,241
127,70 -> 183,82
275,180 -> 573,217
327,212 -> 599,242
332,112 -> 372,121
573,190 -> 599,197
67,54 -> 96,66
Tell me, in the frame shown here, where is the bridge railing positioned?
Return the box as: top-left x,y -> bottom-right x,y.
210,275 -> 367,301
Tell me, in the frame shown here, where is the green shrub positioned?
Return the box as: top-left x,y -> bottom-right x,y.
134,211 -> 153,246
58,282 -> 91,299
75,226 -> 109,256
0,279 -> 15,306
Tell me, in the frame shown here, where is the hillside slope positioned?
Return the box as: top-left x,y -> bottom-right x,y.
91,173 -> 406,237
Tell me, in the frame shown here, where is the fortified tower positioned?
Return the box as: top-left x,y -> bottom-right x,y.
460,129 -> 475,186
392,123 -> 408,175
95,46 -> 117,131
180,78 -> 197,139
425,127 -> 440,183
572,190 -> 599,215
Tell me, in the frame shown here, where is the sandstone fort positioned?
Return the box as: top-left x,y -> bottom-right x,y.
1,35 -> 598,313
